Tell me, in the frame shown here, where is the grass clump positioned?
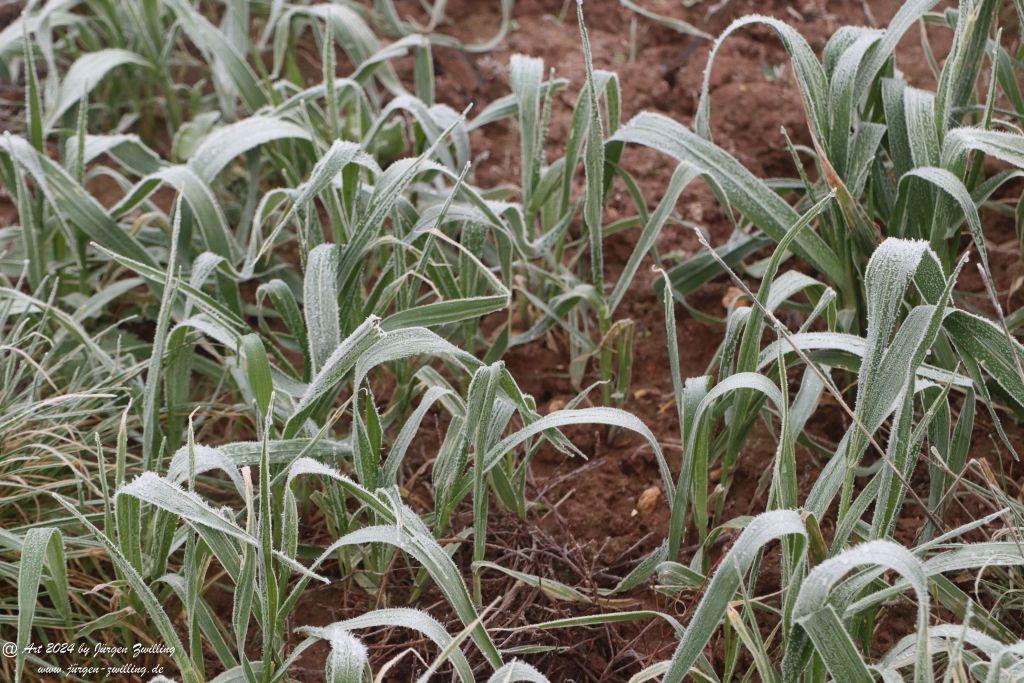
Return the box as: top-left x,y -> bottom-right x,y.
2,0 -> 1024,681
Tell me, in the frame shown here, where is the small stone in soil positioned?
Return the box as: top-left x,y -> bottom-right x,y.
635,486 -> 661,516
722,286 -> 745,310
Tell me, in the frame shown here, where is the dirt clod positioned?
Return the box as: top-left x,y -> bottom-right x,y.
635,486 -> 661,516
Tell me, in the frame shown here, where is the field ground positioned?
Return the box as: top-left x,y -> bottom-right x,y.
2,0 -> 1024,681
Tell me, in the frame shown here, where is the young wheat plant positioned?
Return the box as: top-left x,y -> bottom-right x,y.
2,0 -> 1024,681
